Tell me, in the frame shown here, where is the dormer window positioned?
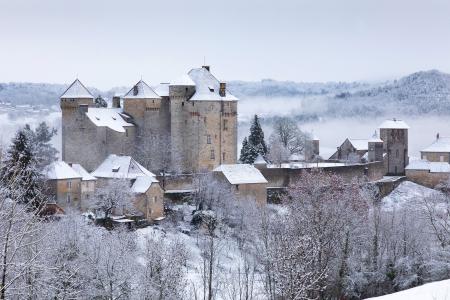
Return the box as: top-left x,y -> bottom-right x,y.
208,86 -> 214,92
133,85 -> 139,96
112,166 -> 120,173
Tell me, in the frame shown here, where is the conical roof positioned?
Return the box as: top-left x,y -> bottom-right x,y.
60,79 -> 94,99
123,80 -> 161,99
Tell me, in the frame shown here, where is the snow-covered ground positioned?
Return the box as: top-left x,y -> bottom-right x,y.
382,180 -> 442,211
366,279 -> 450,300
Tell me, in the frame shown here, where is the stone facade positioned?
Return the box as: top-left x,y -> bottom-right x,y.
61,67 -> 238,174
133,183 -> 165,220
421,152 -> 450,163
406,169 -> 449,188
380,127 -> 408,175
46,178 -> 82,209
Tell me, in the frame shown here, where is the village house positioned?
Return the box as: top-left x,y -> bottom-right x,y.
45,161 -> 83,209
421,134 -> 450,163
71,163 -> 96,205
213,164 -> 268,204
405,159 -> 450,188
329,138 -> 369,162
91,154 -> 164,220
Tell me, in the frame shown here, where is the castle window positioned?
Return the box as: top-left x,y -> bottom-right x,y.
67,195 -> 71,203
396,149 -> 399,158
182,102 -> 184,106
207,135 -> 211,144
223,119 -> 228,131
125,129 -> 128,137
210,149 -> 215,160
208,86 -> 215,92
222,152 -> 225,161
67,181 -> 72,189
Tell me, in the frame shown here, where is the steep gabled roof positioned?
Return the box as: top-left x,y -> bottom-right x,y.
71,164 -> 96,181
45,161 -> 82,180
152,83 -> 170,97
60,79 -> 94,99
348,139 -> 369,151
123,80 -> 161,99
187,67 -> 238,101
214,164 -> 268,185
91,154 -> 156,179
169,74 -> 196,86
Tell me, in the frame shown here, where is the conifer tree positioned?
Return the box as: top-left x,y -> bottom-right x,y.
248,115 -> 267,157
0,128 -> 46,209
24,122 -> 58,171
239,137 -> 259,164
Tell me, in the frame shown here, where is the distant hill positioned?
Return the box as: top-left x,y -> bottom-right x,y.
1,70 -> 450,117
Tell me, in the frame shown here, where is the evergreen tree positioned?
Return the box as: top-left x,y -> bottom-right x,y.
248,115 -> 267,157
31,122 -> 58,170
0,128 -> 46,209
239,137 -> 259,164
95,95 -> 107,108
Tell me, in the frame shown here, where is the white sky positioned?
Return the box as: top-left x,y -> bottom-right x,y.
1,0 -> 449,89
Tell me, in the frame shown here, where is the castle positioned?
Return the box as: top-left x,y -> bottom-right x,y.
61,66 -> 238,174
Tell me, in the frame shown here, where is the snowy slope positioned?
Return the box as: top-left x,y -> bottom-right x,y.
382,181 -> 442,211
366,279 -> 450,300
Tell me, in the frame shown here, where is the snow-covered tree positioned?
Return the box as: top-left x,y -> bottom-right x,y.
94,95 -> 108,108
0,128 -> 46,209
267,135 -> 290,166
270,116 -> 310,155
239,137 -> 259,164
91,179 -> 135,219
248,114 -> 267,157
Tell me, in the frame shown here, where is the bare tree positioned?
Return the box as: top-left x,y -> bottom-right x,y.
91,179 -> 135,219
270,117 -> 310,155
267,135 -> 290,166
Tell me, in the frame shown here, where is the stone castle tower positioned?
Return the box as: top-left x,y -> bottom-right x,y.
60,66 -> 238,174
379,119 -> 409,175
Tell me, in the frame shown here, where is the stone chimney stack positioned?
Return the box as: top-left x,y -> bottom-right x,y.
219,82 -> 226,97
112,96 -> 121,108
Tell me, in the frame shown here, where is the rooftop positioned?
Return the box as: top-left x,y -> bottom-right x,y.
131,176 -> 159,194
86,108 -> 133,133
405,159 -> 450,173
379,119 -> 410,129
91,154 -> 156,179
214,164 -> 268,185
187,67 -> 238,101
71,164 -> 96,181
123,80 -> 161,99
169,74 -> 196,86
421,136 -> 450,153
45,161 -> 82,180
60,79 -> 94,99
348,139 -> 369,151
152,83 -> 170,97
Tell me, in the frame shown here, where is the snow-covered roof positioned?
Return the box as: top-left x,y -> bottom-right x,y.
379,119 -> 410,129
348,139 -> 369,151
187,67 -> 238,101
253,154 -> 267,165
60,79 -> 94,99
71,164 -> 96,181
405,159 -> 450,173
152,83 -> 170,97
86,108 -> 133,133
123,80 -> 161,99
91,154 -> 156,179
131,176 -> 159,193
422,137 -> 450,153
214,164 -> 268,185
45,161 -> 82,180
169,74 -> 196,86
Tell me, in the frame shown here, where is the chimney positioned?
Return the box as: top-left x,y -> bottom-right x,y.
68,162 -> 72,167
202,65 -> 210,72
112,96 -> 121,108
437,132 -> 440,140
219,82 -> 226,97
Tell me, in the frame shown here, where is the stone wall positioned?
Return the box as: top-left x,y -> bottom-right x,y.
406,169 -> 449,188
260,161 -> 385,188
46,178 -> 82,210
380,128 -> 408,175
134,183 -> 164,220
421,151 -> 450,163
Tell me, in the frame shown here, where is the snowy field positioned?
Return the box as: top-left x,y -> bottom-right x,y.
366,279 -> 450,300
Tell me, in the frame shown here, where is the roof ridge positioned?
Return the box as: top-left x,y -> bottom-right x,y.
60,79 -> 94,99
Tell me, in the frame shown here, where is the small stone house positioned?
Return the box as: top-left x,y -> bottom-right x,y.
91,154 -> 164,220
330,138 -> 369,162
421,134 -> 450,163
405,159 -> 450,188
71,163 -> 96,207
45,161 -> 83,209
213,164 -> 268,204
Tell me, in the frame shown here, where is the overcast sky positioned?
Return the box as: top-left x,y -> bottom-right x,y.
1,0 -> 449,89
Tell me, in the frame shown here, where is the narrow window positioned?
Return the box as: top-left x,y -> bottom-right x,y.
223,119 -> 228,131
207,135 -> 211,144
396,149 -> 399,158
153,196 -> 157,204
222,152 -> 226,161
125,129 -> 128,137
67,194 -> 71,203
210,149 -> 215,160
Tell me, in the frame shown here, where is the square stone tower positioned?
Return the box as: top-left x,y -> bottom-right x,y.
379,119 -> 409,175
